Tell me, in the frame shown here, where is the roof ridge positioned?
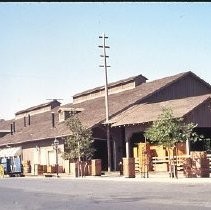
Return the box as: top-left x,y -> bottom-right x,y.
15,100 -> 61,116
146,71 -> 189,84
73,74 -> 148,98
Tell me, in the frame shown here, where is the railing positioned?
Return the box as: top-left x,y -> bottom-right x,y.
135,154 -> 211,173
135,157 -> 140,173
152,154 -> 211,172
152,155 -> 190,172
207,154 -> 211,171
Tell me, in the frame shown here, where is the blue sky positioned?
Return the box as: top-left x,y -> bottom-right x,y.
1,2 -> 211,119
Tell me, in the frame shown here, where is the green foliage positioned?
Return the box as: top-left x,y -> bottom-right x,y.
144,107 -> 198,148
62,113 -> 95,161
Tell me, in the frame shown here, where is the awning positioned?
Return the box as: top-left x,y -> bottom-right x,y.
0,147 -> 22,158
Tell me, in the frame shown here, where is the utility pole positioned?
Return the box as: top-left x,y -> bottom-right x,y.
99,33 -> 111,172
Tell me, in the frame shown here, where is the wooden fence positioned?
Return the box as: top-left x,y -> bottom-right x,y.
134,154 -> 211,173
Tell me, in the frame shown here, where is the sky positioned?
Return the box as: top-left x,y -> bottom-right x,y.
1,2 -> 211,120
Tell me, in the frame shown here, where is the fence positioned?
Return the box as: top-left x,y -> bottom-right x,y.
151,154 -> 211,173
152,155 -> 190,172
135,153 -> 211,175
207,154 -> 211,171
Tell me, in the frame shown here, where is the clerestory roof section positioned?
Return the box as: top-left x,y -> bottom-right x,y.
73,74 -> 148,104
15,99 -> 61,117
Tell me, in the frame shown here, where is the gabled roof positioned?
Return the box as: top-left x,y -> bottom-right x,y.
63,71 -> 194,128
1,71 -> 210,146
109,94 -> 211,127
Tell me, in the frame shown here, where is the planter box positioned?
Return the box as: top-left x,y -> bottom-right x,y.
70,162 -> 92,177
47,166 -> 56,173
43,165 -> 47,173
64,160 -> 70,174
123,158 -> 135,178
91,159 -> 101,176
34,164 -> 43,175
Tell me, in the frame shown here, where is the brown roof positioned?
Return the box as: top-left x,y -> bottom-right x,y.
0,71 -> 209,146
0,106 -> 71,146
63,71 -> 191,128
0,119 -> 13,130
109,94 -> 211,127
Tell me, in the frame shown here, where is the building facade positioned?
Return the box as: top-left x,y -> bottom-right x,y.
1,71 -> 211,173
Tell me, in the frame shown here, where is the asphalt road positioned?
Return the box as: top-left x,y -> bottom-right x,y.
0,177 -> 211,210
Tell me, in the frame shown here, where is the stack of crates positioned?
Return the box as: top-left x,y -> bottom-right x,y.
138,143 -> 152,173
183,152 -> 209,178
191,152 -> 209,178
23,160 -> 31,174
183,158 -> 194,178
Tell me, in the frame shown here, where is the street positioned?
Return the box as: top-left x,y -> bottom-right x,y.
0,177 -> 211,210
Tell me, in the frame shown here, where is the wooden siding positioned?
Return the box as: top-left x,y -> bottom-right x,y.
185,99 -> 211,127
143,74 -> 211,104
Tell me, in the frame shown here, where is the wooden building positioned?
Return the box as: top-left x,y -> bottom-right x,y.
0,71 -> 211,173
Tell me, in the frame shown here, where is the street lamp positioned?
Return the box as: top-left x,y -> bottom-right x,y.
53,138 -> 59,177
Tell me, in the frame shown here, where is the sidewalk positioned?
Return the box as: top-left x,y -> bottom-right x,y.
20,171 -> 211,184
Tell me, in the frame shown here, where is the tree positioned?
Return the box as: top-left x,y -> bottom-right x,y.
62,113 -> 95,177
144,107 -> 197,178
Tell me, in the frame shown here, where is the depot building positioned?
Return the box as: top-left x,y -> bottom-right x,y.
1,71 -> 211,174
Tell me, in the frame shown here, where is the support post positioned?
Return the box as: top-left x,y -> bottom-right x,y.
56,145 -> 58,177
126,138 -> 130,158
186,139 -> 190,155
53,138 -> 59,178
113,139 -> 117,171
